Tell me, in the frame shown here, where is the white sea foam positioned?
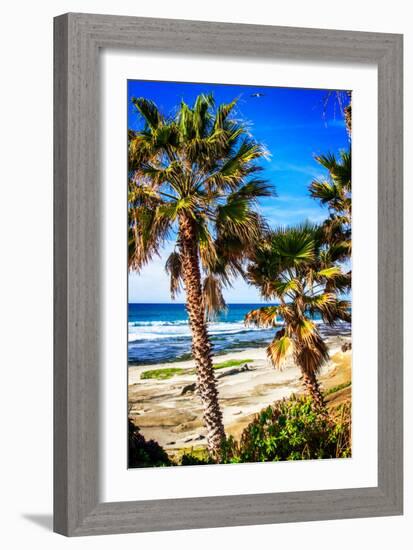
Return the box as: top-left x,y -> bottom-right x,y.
126,317 -> 348,343
129,320 -> 189,327
127,320 -> 266,342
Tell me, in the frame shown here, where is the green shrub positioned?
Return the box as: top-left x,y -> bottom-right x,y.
140,358 -> 254,380
128,395 -> 351,468
213,358 -> 254,369
221,395 -> 351,463
140,367 -> 186,380
180,453 -> 214,466
324,381 -> 351,396
128,420 -> 173,468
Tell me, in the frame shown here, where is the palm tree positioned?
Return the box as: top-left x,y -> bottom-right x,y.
128,94 -> 273,458
322,90 -> 351,139
344,101 -> 352,137
245,224 -> 350,408
310,151 -> 351,262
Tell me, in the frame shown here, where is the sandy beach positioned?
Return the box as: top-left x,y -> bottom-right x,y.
128,332 -> 352,458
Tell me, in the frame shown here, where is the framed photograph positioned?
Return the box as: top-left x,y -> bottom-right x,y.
54,13 -> 403,536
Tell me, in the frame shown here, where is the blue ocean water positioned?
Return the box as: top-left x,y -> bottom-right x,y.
128,303 -> 351,365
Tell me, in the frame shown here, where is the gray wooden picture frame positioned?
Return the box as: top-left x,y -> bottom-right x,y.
54,13 -> 403,536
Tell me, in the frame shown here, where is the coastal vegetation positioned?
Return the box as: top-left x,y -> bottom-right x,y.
128,86 -> 352,467
213,358 -> 254,369
140,358 -> 254,380
140,367 -> 188,380
244,100 -> 352,409
221,396 -> 351,462
128,386 -> 351,467
128,420 -> 172,468
128,93 -> 273,458
324,381 -> 351,396
245,224 -> 351,407
310,150 -> 351,258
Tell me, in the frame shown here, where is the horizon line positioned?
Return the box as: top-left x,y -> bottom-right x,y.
128,300 -> 352,305
128,302 -> 277,306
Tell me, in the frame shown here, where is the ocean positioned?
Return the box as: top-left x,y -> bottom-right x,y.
128,303 -> 351,365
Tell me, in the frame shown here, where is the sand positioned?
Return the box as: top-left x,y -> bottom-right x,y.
128,333 -> 352,457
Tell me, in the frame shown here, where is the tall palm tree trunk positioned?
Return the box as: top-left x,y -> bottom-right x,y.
301,371 -> 325,409
179,214 -> 226,458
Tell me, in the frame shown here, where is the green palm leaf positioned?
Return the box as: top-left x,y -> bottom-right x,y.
316,266 -> 343,279
309,179 -> 340,204
267,332 -> 293,369
129,91 -> 274,295
131,97 -> 164,130
270,224 -> 317,265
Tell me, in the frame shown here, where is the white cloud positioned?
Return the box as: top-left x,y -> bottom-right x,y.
259,201 -> 328,226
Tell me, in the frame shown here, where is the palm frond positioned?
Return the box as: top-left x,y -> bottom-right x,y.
270,224 -> 317,266
313,151 -> 351,197
129,92 -> 274,298
152,123 -> 180,148
296,318 -> 317,346
142,162 -> 180,187
331,151 -> 351,190
128,204 -> 172,271
230,179 -> 274,202
309,179 -> 340,204
155,201 -> 181,223
213,99 -> 238,130
197,220 -> 218,272
304,294 -> 351,325
223,139 -> 266,173
325,270 -> 352,293
267,330 -> 293,369
165,251 -> 183,298
323,240 -> 352,263
316,266 -> 343,279
314,265 -> 351,293
217,207 -> 267,248
132,97 -> 164,130
193,93 -> 214,138
314,152 -> 339,173
294,331 -> 329,376
206,139 -> 267,192
245,306 -> 282,328
202,274 -> 227,320
271,278 -> 300,297
319,215 -> 351,249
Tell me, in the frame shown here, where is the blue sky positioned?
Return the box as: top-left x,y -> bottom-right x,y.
128,80 -> 350,303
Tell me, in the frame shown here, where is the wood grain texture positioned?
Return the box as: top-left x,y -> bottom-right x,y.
53,13 -> 403,536
377,32 -> 403,506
